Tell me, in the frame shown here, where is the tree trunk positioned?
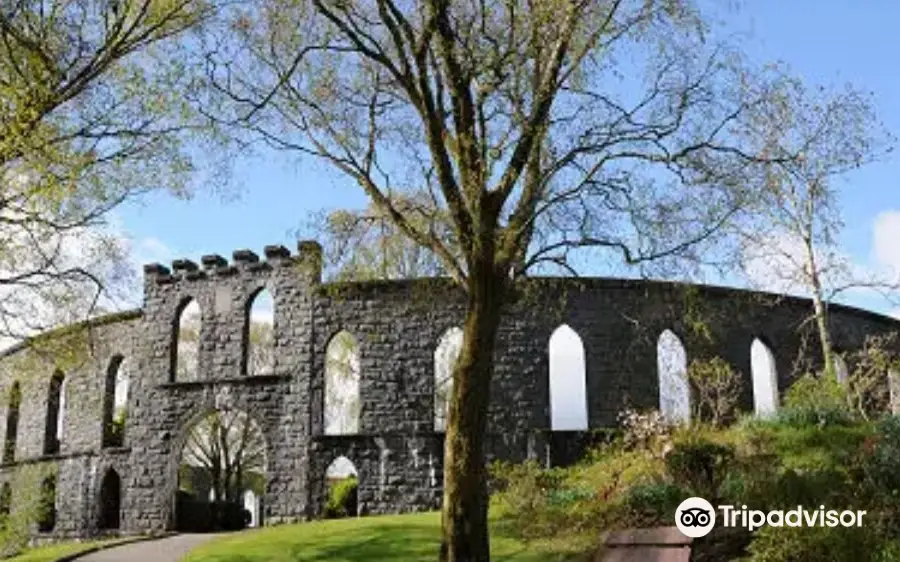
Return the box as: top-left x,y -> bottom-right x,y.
803,236 -> 834,378
440,263 -> 507,562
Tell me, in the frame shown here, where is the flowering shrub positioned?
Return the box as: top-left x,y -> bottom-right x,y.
617,408 -> 675,456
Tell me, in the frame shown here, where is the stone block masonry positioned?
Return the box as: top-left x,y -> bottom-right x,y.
0,240 -> 897,539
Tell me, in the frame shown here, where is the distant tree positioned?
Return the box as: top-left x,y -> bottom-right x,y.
182,410 -> 266,503
247,321 -> 275,376
735,80 -> 896,378
176,302 -> 201,380
306,194 -> 449,282
324,331 -> 361,435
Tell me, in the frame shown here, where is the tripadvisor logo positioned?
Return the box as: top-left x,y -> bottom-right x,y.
675,497 -> 868,538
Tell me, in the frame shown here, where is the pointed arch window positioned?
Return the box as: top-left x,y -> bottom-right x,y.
102,356 -> 129,448
549,325 -> 588,430
3,382 -> 20,463
245,289 -> 275,376
434,327 -> 463,432
657,330 -> 689,423
98,469 -> 122,530
751,339 -> 779,417
324,331 -> 361,435
44,371 -> 65,455
172,299 -> 201,382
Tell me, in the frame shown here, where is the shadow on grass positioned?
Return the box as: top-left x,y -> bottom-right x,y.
189,518 -> 560,562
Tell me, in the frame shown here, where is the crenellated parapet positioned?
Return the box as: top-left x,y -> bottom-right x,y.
143,240 -> 322,288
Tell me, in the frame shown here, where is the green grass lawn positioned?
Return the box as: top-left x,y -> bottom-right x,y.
5,537 -> 131,562
182,511 -> 594,562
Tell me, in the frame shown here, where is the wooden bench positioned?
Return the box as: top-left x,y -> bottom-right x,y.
598,527 -> 693,562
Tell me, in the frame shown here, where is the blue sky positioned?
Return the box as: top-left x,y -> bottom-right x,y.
114,1 -> 900,316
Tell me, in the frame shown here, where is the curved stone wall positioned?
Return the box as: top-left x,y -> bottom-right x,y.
0,241 -> 897,538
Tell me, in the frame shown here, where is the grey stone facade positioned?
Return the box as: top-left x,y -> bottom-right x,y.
0,240 -> 898,539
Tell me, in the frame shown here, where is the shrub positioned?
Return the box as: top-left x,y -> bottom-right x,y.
617,408 -> 675,454
745,522 -> 879,562
688,357 -> 742,427
862,416 -> 900,497
844,333 -> 900,420
490,461 -> 566,537
324,477 -> 358,519
664,437 -> 734,501
781,373 -> 854,427
619,481 -> 686,527
215,502 -> 251,531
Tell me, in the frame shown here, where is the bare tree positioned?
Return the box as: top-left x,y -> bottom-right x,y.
182,410 -> 266,503
197,2 -> 807,558
304,194 -> 450,281
0,0 -> 219,343
735,80 -> 896,378
247,321 -> 275,376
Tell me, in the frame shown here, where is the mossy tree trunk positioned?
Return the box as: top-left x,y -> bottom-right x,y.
441,256 -> 507,561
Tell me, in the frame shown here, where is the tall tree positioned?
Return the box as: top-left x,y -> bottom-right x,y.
735,80 -> 895,379
0,0 -> 216,342
200,2 -> 800,559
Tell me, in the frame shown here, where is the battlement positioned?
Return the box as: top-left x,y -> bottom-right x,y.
142,240 -> 323,284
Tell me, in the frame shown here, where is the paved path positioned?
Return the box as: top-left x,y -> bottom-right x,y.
76,534 -> 222,562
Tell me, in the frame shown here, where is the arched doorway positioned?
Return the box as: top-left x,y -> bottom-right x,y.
176,409 -> 267,532
98,469 -> 121,530
324,456 -> 358,518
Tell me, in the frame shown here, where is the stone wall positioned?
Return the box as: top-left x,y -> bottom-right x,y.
0,240 -> 897,539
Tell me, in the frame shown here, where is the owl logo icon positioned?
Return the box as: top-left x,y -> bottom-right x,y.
675,497 -> 716,538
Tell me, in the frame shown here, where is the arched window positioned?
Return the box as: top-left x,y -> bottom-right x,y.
0,482 -> 10,518
834,354 -> 849,384
243,490 -> 260,528
44,371 -> 65,455
245,289 -> 275,376
3,382 -> 20,464
172,299 -> 201,382
102,356 -> 129,448
890,369 -> 900,415
549,325 -> 588,430
37,474 -> 56,532
325,456 -> 358,518
751,339 -> 779,417
98,469 -> 121,530
657,330 -> 689,423
324,331 -> 360,435
434,327 -> 463,432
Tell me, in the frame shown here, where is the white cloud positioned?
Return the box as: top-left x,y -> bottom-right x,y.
873,210 -> 900,272
739,215 -> 900,311
134,237 -> 176,265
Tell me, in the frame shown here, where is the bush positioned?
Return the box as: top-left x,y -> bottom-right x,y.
844,333 -> 900,420
324,477 -> 358,519
781,373 -> 854,427
489,461 -> 565,537
745,522 -> 879,562
491,445 -> 667,539
664,437 -> 734,501
175,493 -> 250,532
619,481 -> 686,527
215,502 -> 251,531
617,409 -> 675,454
688,357 -> 742,427
864,415 -> 900,493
